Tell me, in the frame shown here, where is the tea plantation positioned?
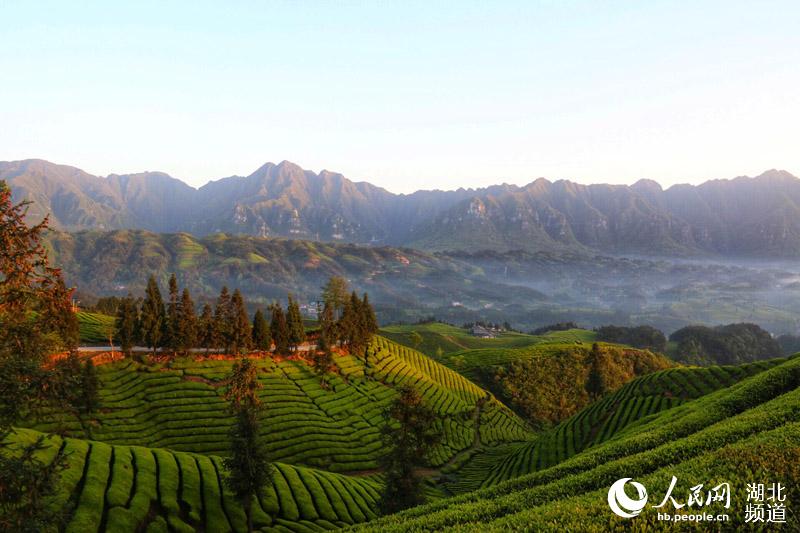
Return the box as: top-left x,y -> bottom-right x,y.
6,333 -> 798,531
448,358 -> 786,492
5,427 -> 382,532
348,354 -> 800,531
31,337 -> 530,472
76,311 -> 116,344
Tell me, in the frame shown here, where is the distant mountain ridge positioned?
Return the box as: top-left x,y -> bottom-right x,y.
5,158 -> 800,256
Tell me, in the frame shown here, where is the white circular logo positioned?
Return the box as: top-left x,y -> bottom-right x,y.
608,478 -> 648,518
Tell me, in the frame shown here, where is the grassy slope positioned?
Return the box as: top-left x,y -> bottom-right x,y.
30,336 -> 532,472
348,354 -> 800,532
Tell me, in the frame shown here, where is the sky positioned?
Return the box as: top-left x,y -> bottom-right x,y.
1,1 -> 799,194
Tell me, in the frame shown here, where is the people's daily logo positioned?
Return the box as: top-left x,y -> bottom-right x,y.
607,478 -> 648,518
607,477 -> 786,524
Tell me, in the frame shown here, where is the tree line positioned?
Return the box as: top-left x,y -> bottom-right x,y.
114,275 -> 378,358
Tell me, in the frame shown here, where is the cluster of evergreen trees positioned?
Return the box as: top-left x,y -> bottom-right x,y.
114,275 -> 378,358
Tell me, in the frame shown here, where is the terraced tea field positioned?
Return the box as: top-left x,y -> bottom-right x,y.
448,358 -> 786,492
31,337 -> 531,473
9,326 -> 797,531
77,311 -> 116,344
380,323 -> 596,359
349,354 -> 800,531
5,428 -> 382,532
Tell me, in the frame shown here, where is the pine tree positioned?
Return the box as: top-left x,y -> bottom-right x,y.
164,273 -> 180,354
362,292 -> 378,334
230,289 -> 252,355
322,276 -> 349,319
198,303 -> 215,354
223,358 -> 272,532
379,386 -> 440,513
177,288 -> 197,354
338,293 -> 354,349
319,302 -> 337,346
215,286 -> 233,354
0,178 -> 77,352
270,304 -> 290,355
286,294 -> 306,350
114,293 -> 138,357
252,309 -> 271,352
138,276 -> 165,355
340,291 -> 370,356
45,277 -> 80,350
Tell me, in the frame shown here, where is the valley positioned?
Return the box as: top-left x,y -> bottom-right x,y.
43,229 -> 800,336
5,4 -> 800,530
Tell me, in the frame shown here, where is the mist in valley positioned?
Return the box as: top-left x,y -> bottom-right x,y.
422,252 -> 800,337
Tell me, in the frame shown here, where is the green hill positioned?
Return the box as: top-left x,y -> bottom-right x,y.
379,323 -> 545,358
6,336 -> 537,532
448,358 -> 785,493
348,354 -> 800,531
30,337 -> 531,472
8,330 -> 798,531
380,322 -> 596,361
390,335 -> 675,433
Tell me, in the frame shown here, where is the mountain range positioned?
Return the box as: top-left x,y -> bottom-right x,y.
5,158 -> 800,256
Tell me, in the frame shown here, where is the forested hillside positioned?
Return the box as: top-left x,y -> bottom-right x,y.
43,230 -> 546,323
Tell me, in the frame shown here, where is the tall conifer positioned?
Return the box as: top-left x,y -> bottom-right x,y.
198,303 -> 215,354
252,309 -> 271,351
164,273 -> 180,354
139,275 -> 165,355
114,293 -> 138,357
177,288 -> 197,354
215,286 -> 233,353
231,289 -> 252,355
286,294 -> 306,350
270,304 -> 290,355
362,292 -> 378,334
223,358 -> 272,532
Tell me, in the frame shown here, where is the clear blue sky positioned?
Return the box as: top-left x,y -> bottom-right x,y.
1,1 -> 798,193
